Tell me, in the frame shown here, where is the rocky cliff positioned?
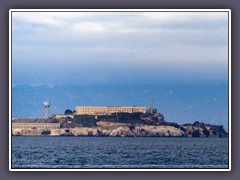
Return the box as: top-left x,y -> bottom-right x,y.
12,122 -> 228,137
12,112 -> 228,137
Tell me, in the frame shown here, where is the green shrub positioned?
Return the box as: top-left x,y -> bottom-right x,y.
202,127 -> 210,137
64,109 -> 73,115
41,130 -> 51,135
192,130 -> 200,137
180,127 -> 187,132
74,115 -> 97,127
161,122 -> 180,128
129,125 -> 135,131
193,121 -> 200,125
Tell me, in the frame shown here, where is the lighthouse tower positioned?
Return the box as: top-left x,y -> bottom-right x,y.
150,98 -> 154,114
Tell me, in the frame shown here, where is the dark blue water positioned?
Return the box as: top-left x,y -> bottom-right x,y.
12,137 -> 228,169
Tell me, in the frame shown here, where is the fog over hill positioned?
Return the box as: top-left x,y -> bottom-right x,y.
12,84 -> 228,130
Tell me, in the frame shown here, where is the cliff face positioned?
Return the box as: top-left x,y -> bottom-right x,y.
181,122 -> 228,138
12,112 -> 228,137
12,123 -> 228,137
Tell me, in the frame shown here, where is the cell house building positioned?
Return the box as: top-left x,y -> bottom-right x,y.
75,106 -> 146,115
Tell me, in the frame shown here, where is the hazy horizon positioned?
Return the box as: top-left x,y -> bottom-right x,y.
12,83 -> 229,130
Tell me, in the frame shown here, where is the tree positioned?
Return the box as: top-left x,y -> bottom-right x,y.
192,130 -> 200,137
202,127 -> 210,137
41,130 -> 51,135
193,121 -> 200,125
74,115 -> 97,127
64,109 -> 73,115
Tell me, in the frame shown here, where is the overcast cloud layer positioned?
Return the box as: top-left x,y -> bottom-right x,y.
12,11 -> 229,86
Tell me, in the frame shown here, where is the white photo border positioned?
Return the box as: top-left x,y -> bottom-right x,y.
9,9 -> 231,172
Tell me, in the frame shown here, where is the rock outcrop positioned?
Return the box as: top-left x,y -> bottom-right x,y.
12,122 -> 228,137
12,113 -> 228,138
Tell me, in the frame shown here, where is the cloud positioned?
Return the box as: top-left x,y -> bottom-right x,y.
72,22 -> 107,33
141,12 -> 228,24
11,11 -> 229,85
13,12 -> 65,27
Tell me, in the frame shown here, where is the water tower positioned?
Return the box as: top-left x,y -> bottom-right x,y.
43,100 -> 50,119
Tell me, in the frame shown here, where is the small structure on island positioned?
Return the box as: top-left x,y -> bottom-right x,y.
147,98 -> 157,114
150,98 -> 154,114
43,100 -> 51,119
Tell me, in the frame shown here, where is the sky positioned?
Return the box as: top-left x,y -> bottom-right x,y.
11,11 -> 229,86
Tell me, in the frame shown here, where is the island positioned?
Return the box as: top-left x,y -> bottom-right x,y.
12,105 -> 228,138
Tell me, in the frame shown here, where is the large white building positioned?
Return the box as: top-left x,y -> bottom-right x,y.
75,106 -> 146,115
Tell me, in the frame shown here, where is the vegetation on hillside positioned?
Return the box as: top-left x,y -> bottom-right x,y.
12,112 -> 228,138
74,115 -> 97,127
41,130 -> 51,135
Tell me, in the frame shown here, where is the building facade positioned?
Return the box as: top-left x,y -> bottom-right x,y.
12,123 -> 60,129
75,106 -> 146,115
53,114 -> 74,119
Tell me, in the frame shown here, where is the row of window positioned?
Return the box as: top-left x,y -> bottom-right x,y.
12,124 -> 60,128
78,108 -> 145,112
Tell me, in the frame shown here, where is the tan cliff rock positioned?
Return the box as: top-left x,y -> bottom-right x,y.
12,125 -> 184,137
12,120 -> 227,138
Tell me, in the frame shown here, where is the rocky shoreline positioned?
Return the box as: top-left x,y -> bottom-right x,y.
12,122 -> 228,138
12,111 -> 228,138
